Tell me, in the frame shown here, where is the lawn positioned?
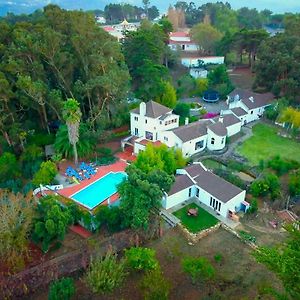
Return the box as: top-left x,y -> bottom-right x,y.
173,203 -> 219,233
237,123 -> 300,166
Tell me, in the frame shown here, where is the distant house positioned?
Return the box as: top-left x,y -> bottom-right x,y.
163,163 -> 246,218
223,88 -> 275,125
168,32 -> 199,52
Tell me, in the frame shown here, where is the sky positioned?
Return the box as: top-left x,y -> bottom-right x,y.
0,0 -> 299,16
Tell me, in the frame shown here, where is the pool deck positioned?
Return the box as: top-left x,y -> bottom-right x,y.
58,160 -> 128,206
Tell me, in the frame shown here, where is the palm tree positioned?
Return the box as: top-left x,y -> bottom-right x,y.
62,99 -> 82,165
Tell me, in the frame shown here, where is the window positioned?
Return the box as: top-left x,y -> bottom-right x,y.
221,138 -> 225,144
134,128 -> 138,135
210,197 -> 212,206
175,143 -> 179,148
134,116 -> 138,121
251,111 -> 253,114
145,119 -> 147,124
164,136 -> 168,142
160,121 -> 162,125
195,140 -> 204,150
145,131 -> 153,141
218,202 -> 221,212
211,137 -> 215,145
188,188 -> 192,197
196,188 -> 199,198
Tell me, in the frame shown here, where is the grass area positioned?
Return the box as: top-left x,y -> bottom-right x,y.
237,123 -> 300,166
173,203 -> 218,233
202,158 -> 226,170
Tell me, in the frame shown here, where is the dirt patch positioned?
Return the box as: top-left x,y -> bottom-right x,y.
229,67 -> 255,90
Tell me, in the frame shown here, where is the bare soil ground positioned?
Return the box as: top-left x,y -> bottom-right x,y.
31,228 -> 283,300
229,67 -> 255,90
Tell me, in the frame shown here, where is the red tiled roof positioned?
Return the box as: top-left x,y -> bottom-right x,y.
170,31 -> 189,37
136,139 -> 162,146
103,26 -> 114,32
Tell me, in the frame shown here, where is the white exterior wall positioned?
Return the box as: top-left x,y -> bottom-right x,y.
170,36 -> 191,42
226,122 -> 241,137
130,112 -> 179,142
159,131 -> 182,149
206,128 -> 226,151
222,191 -> 246,216
134,142 -> 146,154
244,105 -> 268,123
165,184 -> 246,218
169,43 -> 199,51
163,186 -> 195,210
190,69 -> 208,79
181,56 -> 225,67
181,136 -> 207,157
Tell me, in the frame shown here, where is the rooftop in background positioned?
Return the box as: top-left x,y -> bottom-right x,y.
228,88 -> 275,110
131,100 -> 172,118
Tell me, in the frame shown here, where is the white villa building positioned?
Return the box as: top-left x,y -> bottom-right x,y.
222,88 -> 275,125
123,88 -> 274,158
163,163 -> 246,218
168,31 -> 199,52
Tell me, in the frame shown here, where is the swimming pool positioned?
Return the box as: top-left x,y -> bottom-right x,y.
71,172 -> 126,210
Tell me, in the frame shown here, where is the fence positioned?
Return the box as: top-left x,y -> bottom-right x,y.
0,230 -> 141,299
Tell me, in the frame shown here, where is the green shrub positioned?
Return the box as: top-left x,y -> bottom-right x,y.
227,160 -> 247,172
0,152 -> 20,181
189,116 -> 199,123
32,161 -> 58,186
125,247 -> 159,271
139,268 -> 171,300
96,147 -> 112,157
267,156 -> 300,176
247,198 -> 258,214
289,171 -> 300,196
214,253 -> 223,265
239,231 -> 256,243
48,277 -> 75,300
182,256 -> 215,284
84,252 -> 127,294
173,103 -> 190,120
94,206 -> 123,232
250,180 -> 270,197
28,133 -> 55,147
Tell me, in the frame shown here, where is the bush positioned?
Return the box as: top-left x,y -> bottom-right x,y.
267,156 -> 299,175
250,180 -> 269,197
84,252 -> 127,294
173,103 -> 190,120
289,171 -> 300,196
125,247 -> 159,271
182,256 -> 215,284
48,277 -> 75,300
32,161 -> 58,186
239,230 -> 256,243
247,198 -> 258,214
227,160 -> 247,172
94,206 -> 123,232
214,253 -> 223,265
139,268 -> 171,300
0,152 -> 20,181
28,133 -> 55,147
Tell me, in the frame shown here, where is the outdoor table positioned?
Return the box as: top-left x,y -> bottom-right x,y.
187,208 -> 198,216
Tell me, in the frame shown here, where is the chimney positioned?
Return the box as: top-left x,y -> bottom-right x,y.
249,96 -> 254,102
234,94 -> 240,102
140,102 -> 146,116
185,117 -> 189,125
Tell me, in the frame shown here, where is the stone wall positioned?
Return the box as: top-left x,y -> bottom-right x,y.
178,222 -> 221,244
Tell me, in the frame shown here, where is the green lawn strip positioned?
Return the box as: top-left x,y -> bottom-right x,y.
237,123 -> 300,166
173,203 -> 219,233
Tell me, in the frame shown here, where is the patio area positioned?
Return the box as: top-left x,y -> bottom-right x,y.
173,202 -> 219,233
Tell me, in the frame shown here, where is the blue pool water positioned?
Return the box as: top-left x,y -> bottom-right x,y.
71,172 -> 126,210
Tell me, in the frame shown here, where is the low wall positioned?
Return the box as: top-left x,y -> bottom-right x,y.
178,222 -> 221,244
0,230 -> 142,299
